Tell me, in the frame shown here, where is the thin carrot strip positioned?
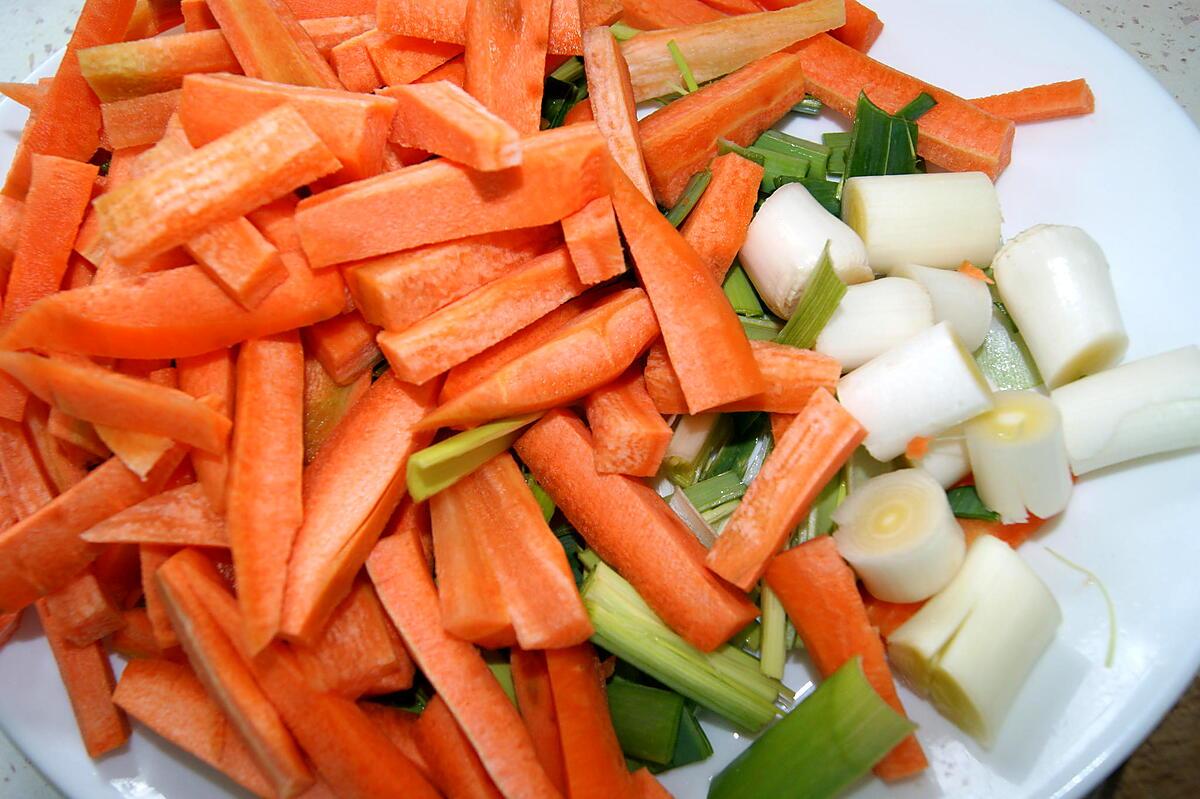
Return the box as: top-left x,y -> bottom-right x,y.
0,195 -> 23,266
418,56 -> 466,88
584,369 -> 672,477
375,0 -> 613,55
760,0 -> 883,52
304,15 -> 378,56
90,364 -> 178,480
765,536 -> 928,780
176,349 -> 235,513
181,0 -> 219,30
41,569 -> 125,646
330,29 -> 385,92
359,703 -> 434,782
707,389 -> 865,590
124,0 -> 186,39
382,81 -> 520,171
78,30 -> 241,103
582,27 -> 653,201
140,543 -> 180,649
561,195 -> 626,285
416,694 -> 505,799
618,0 -> 723,28
368,35 -> 462,87
971,78 -> 1095,123
0,81 -> 48,111
465,0 -> 552,135
511,648 -> 568,794
100,89 -> 181,149
24,401 -> 91,494
549,0 -> 624,54
287,0 -> 375,17
681,153 -> 763,281
0,419 -> 54,519
515,409 -> 758,650
303,312 -> 381,387
90,542 -> 143,611
207,0 -> 342,88
302,356 -> 371,465
106,608 -> 164,659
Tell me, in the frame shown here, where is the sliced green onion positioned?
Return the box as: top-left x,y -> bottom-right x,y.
670,704 -> 714,770
665,169 -> 712,226
973,298 -> 1043,390
608,678 -> 684,765
524,472 -> 556,522
702,414 -> 771,483
667,39 -> 699,94
1046,548 -> 1117,668
947,484 -> 1000,522
708,657 -> 916,799
717,138 -> 765,166
717,138 -> 810,192
723,264 -> 765,316
791,95 -> 823,116
610,21 -> 641,41
775,243 -> 846,350
739,316 -> 783,341
406,413 -> 541,501
897,91 -> 938,121
684,470 -> 746,513
758,584 -> 787,680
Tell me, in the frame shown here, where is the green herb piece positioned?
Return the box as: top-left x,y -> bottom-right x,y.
1045,548 -> 1117,668
791,95 -> 823,116
610,21 -> 641,41
668,704 -> 714,770
775,243 -> 846,349
723,264 -> 765,316
739,316 -> 783,341
608,678 -> 685,765
406,413 -> 541,502
524,472 -> 556,522
897,91 -> 937,121
684,470 -> 746,513
665,169 -> 712,226
667,40 -> 699,93
708,657 -> 916,799
701,413 -> 771,483
549,57 -> 585,84
542,58 -> 589,128
973,295 -> 1043,390
758,584 -> 787,680
947,485 -> 1000,521
716,139 -> 810,193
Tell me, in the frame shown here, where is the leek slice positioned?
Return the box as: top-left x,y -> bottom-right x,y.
723,263 -> 766,317
608,678 -> 684,765
684,470 -> 746,513
405,413 -> 541,501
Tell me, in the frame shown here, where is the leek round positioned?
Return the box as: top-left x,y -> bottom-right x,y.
887,535 -> 1061,748
992,224 -> 1128,388
815,277 -> 934,371
841,172 -> 1002,273
832,469 -> 965,603
965,390 -> 1073,524
739,182 -> 873,318
1050,346 -> 1200,474
892,264 -> 993,352
837,322 -> 995,461
907,425 -> 971,489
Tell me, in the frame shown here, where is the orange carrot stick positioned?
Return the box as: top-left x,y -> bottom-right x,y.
303,311 -> 381,387
418,56 -> 467,88
41,569 -> 125,647
181,0 -> 220,30
378,246 -> 586,385
330,29 -> 385,92
582,27 -> 653,201
0,419 -> 54,519
789,34 -> 1015,178
959,516 -> 1047,550
207,0 -> 342,88
367,516 -> 561,799
24,401 -> 91,493
140,543 -> 180,649
287,0 -> 376,17
281,375 -> 437,643
563,97 -> 595,125
303,15 -> 378,56
78,31 -> 242,103
0,472 -> 19,533
971,78 -> 1095,123
91,364 -> 179,481
367,35 -> 462,87
35,599 -> 130,758
702,0 -> 761,13
90,539 -> 143,610
345,226 -> 557,333
415,694 -> 504,799
376,0 -> 608,55
359,703 -> 434,782
760,0 -> 883,52
106,608 -> 165,659
765,536 -> 928,781
247,195 -> 303,253
549,0 -> 623,54
302,356 -> 371,464
511,648 -> 568,794
382,81 -> 520,171
584,369 -> 673,477
176,349 -> 235,513
561,196 -> 626,285
681,153 -> 763,281
860,588 -> 923,640
0,612 -> 18,647
294,121 -> 608,268
0,81 -> 48,111
100,89 -> 181,149
516,409 -> 758,650
124,0 -> 186,39
465,0 -> 552,135
0,195 -> 23,266
619,0 -> 723,28
419,288 -> 659,430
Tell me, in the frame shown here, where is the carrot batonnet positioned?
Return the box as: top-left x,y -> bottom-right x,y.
205,0 -> 342,89
78,31 -> 242,103
286,0 -> 376,18
582,27 -> 653,202
971,78 -> 1095,123
680,152 -> 764,281
764,536 -> 929,781
861,589 -> 924,640
366,34 -> 462,88
42,569 -> 124,647
106,608 -> 166,659
100,89 -> 181,149
359,703 -> 434,781
618,0 -> 723,29
0,81 -> 48,111
701,0 -> 760,14
140,543 -> 181,650
329,30 -> 384,92
584,369 -> 672,477
24,400 -> 91,494
177,349 -> 236,513
303,311 -> 381,386
382,80 -> 521,172
511,647 -> 568,795
464,0 -> 552,136
516,409 -> 758,651
561,196 -> 626,285
91,538 -> 142,611
123,0 -> 186,39
563,97 -> 595,125
415,694 -> 504,799
303,15 -> 377,56
631,769 -> 673,799
0,195 -> 23,264
760,0 -> 883,53
0,418 -> 54,520
549,0 -> 623,55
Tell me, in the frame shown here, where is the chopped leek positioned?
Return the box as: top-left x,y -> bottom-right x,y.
542,60 -> 589,128
775,243 -> 846,350
701,498 -> 741,527
716,139 -> 810,194
702,413 -> 772,483
635,702 -> 714,774
792,95 -> 823,116
754,130 -> 831,180
739,316 -> 783,341
668,488 -> 718,548
667,40 -> 699,93
666,169 -> 712,227
897,91 -> 937,121
608,678 -> 684,764
946,485 -> 1000,522
662,414 -> 732,488
610,21 -> 641,41
487,662 -> 517,706
758,584 -> 787,680
406,413 -> 541,502
973,297 -> 1043,391
708,657 -> 916,799
796,471 -> 846,543
723,264 -> 766,317
822,132 -> 852,148
684,470 -> 746,513
524,472 -> 556,522
841,92 -> 923,188
1046,548 -> 1117,668
800,177 -> 842,215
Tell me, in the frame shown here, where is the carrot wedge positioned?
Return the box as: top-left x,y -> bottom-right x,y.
177,349 -> 235,513
0,418 -> 54,519
516,409 -> 758,651
367,518 -> 561,799
367,34 -> 462,86
465,0 -> 552,135
281,375 -> 437,643
416,694 -> 505,799
303,312 -> 381,387
971,78 -> 1095,123
632,769 -> 674,799
378,246 -> 586,385
584,369 -> 672,477
681,153 -> 764,281
790,34 -> 1015,178
304,15 -> 378,55
330,30 -> 385,91
42,570 -> 125,647
35,599 -> 130,758
707,389 -> 864,590
207,0 -> 342,88
582,27 -> 653,201
78,31 -> 242,103
359,703 -> 433,781
419,287 -> 660,430
0,81 -> 48,111
80,483 -> 228,548
511,648 -> 568,795
619,0 -> 724,29
382,81 -> 521,171
765,536 -> 929,781
609,162 -> 765,413
561,196 -> 626,285
295,122 -> 608,267
100,89 -> 181,149
106,608 -> 164,659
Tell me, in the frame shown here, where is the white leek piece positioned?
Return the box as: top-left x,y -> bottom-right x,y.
739,183 -> 873,318
907,425 -> 971,489
992,225 -> 1128,388
832,469 -> 965,603
1050,346 -> 1200,474
838,322 -> 994,461
965,391 -> 1073,524
668,488 -> 718,548
841,173 -> 1002,272
892,264 -> 993,352
888,535 -> 1061,747
815,277 -> 934,371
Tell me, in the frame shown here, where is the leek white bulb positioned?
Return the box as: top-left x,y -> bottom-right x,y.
838,322 -> 995,461
992,225 -> 1128,389
888,535 -> 1061,748
965,391 -> 1073,524
1051,346 -> 1200,474
907,425 -> 971,489
815,277 -> 934,371
891,264 -> 993,352
841,172 -> 1002,272
832,469 -> 965,603
738,182 -> 873,318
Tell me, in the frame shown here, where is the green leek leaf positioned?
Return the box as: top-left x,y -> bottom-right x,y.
406,413 -> 541,502
947,485 -> 1001,521
775,243 -> 846,350
723,264 -> 765,316
665,170 -> 712,226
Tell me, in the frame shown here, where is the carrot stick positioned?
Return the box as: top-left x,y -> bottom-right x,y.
345,226 -> 557,333
124,0 -> 186,39
582,27 -> 653,201
464,0 -> 552,135
971,78 -> 1095,123
382,81 -> 520,172
511,648 -> 568,794
24,401 -> 91,494
549,0 -> 624,55
681,153 -> 763,281
789,34 -> 1015,178
180,0 -> 219,30
90,541 -> 143,610
760,0 -> 882,52
702,0 -> 761,13
0,611 -> 18,647
618,0 -> 724,29
330,30 -> 384,92
302,356 -> 371,464
176,349 -> 235,513
375,0 -> 609,55
303,311 -> 381,387
295,122 -> 608,267
764,536 -> 928,781
609,162 -> 765,413
140,543 -> 180,649
106,608 -> 164,659
0,470 -> 19,532
0,418 -> 54,519
78,30 -> 242,103
959,516 -> 1047,550
860,588 -> 924,640
281,375 -> 437,643
418,56 -> 467,88
561,195 -> 626,285
367,517 -> 561,799
419,287 -> 660,430
584,369 -> 672,477
89,364 -> 179,480
367,35 -> 463,87
0,195 -> 23,266
206,0 -> 342,89
515,409 -> 758,650
631,769 -> 674,799
287,0 -> 376,17
100,89 -> 181,149
41,569 -> 125,647
0,253 -> 346,360
0,81 -> 48,111
563,97 -> 595,125
304,15 -> 378,55
359,703 -> 434,782
378,246 -> 586,385
35,599 -> 130,758
416,694 -> 505,799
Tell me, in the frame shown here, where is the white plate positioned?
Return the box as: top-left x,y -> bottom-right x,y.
2,1 -> 1199,797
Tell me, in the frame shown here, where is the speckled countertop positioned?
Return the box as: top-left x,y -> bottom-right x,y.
0,2 -> 1197,798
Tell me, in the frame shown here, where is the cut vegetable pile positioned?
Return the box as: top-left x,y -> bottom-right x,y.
0,0 -> 1195,797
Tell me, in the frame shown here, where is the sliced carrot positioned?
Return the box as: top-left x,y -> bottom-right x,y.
345,226 -> 557,333
303,312 -> 381,387
359,703 -> 433,782
281,375 -> 437,643
959,516 -> 1047,550
464,0 -> 552,135
181,0 -> 219,30
759,0 -> 882,52
302,356 -> 371,464
420,287 -> 659,430
330,29 -> 385,92
124,0 -> 186,39
176,349 -> 235,513
0,418 -> 54,519
904,436 -> 932,462
0,470 -> 19,532
0,195 -> 23,266
702,0 -> 761,13
35,599 -> 129,757
681,153 -> 763,281
550,0 -> 624,54
582,27 -> 653,201
140,543 -> 180,649
416,694 -> 505,799
368,35 -> 462,87
708,390 -> 864,590
511,648 -> 568,794
378,246 -> 586,385
418,56 -> 467,88
106,608 -> 163,658
367,519 -> 561,799
295,122 -> 607,267
41,570 -> 125,647
561,195 -> 626,285
958,261 -> 995,284
78,30 -> 242,103
765,536 -> 928,780
375,0 -> 608,55
619,0 -> 723,29
100,89 -> 181,149
972,78 -> 1095,123
287,0 -> 376,17
24,401 -> 92,493
0,81 -> 48,111
790,34 -> 1015,178
860,587 -> 924,640
91,542 -> 143,611
381,81 -> 520,171
300,15 -> 376,57
584,369 -> 672,477
90,365 -> 179,480
631,769 -> 674,799
563,97 -> 595,125
247,194 -> 303,252
207,0 -> 342,89
516,409 -> 758,650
